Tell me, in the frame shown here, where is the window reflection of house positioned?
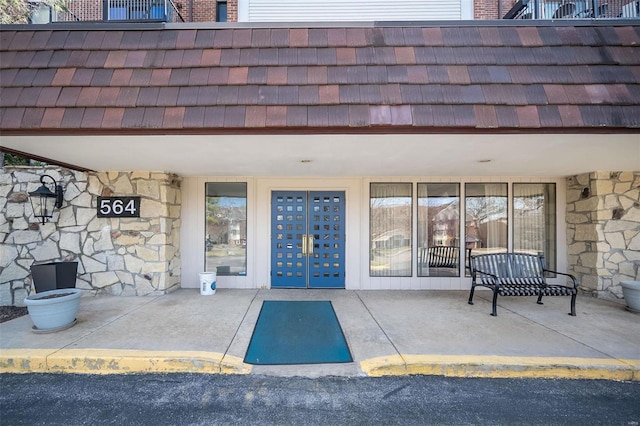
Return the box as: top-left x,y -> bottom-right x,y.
465,183 -> 508,254
465,215 -> 508,251
372,229 -> 410,249
431,202 -> 459,247
206,206 -> 246,245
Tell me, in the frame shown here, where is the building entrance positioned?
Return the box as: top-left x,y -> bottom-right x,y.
271,191 -> 346,288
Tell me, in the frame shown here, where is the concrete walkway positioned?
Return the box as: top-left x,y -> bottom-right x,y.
1,289 -> 639,380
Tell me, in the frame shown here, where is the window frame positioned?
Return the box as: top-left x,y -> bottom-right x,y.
204,182 -> 247,277
216,0 -> 228,22
417,183 -> 461,278
364,179 -> 560,282
369,182 -> 413,278
512,182 -> 557,274
464,182 -> 509,254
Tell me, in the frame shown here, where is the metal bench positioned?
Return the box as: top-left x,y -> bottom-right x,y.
468,252 -> 578,317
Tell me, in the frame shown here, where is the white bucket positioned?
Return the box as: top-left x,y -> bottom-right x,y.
199,272 -> 217,295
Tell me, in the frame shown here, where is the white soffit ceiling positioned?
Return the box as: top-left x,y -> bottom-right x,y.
1,133 -> 639,177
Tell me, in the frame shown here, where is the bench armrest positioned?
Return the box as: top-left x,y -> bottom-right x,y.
473,268 -> 500,286
544,269 -> 579,289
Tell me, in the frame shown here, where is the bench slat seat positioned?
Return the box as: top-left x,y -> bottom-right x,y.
468,252 -> 578,316
498,284 -> 575,297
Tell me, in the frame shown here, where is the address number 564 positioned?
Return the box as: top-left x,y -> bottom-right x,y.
97,197 -> 141,218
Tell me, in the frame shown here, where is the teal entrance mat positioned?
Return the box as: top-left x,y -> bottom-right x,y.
244,301 -> 353,365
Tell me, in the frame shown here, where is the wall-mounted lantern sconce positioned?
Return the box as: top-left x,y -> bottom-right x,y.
29,174 -> 64,225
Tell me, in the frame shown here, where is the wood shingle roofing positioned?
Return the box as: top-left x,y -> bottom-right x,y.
1,23 -> 639,133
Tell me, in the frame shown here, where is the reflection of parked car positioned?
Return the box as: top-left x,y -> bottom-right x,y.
206,239 -> 213,251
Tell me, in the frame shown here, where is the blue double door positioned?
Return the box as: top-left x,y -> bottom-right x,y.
271,191 -> 346,289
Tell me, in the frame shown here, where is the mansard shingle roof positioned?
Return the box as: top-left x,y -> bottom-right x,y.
1,23 -> 639,133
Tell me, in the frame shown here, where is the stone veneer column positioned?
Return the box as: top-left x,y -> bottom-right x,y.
566,171 -> 640,301
0,167 -> 181,306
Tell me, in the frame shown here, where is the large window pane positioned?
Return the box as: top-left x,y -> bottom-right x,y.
465,183 -> 508,259
205,183 -> 247,276
513,183 -> 556,271
370,183 -> 412,277
417,183 -> 460,277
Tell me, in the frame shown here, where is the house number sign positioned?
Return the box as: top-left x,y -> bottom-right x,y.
97,196 -> 141,218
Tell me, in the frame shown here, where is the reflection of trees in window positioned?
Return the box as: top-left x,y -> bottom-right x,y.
465,183 -> 508,254
205,183 -> 247,276
206,198 -> 246,245
370,183 -> 412,277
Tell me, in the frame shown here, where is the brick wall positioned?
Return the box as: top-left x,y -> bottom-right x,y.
180,0 -> 237,22
475,0 -> 513,19
227,0 -> 237,21
58,0 -> 102,21
190,0 -> 215,21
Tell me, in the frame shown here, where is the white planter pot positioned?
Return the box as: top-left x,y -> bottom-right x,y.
24,288 -> 82,332
621,281 -> 640,314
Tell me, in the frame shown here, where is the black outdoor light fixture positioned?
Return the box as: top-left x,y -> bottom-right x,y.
29,174 -> 64,225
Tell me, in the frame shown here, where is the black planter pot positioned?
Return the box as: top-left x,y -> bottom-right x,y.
30,261 -> 78,293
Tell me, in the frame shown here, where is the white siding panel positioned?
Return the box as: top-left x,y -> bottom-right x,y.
180,176 -> 203,289
248,0 -> 463,21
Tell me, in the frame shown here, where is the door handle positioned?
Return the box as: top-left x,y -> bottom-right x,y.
302,234 -> 307,255
307,234 -> 314,255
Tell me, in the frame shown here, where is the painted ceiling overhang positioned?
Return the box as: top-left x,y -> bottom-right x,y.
1,22 -> 639,176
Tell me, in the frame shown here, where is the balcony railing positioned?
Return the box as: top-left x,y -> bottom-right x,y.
504,0 -> 640,19
46,0 -> 185,23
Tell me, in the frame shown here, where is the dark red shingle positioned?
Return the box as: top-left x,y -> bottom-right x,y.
1,24 -> 639,132
194,30 -> 215,49
21,107 -> 44,128
81,108 -> 105,128
41,108 -> 64,128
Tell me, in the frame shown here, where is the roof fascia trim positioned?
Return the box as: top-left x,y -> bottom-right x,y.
1,19 -> 639,32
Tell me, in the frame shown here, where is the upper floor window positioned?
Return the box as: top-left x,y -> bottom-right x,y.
29,1 -> 53,23
109,0 -> 166,20
216,0 -> 227,21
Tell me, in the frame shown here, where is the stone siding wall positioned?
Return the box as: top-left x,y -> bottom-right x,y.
566,171 -> 640,301
0,167 -> 181,306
